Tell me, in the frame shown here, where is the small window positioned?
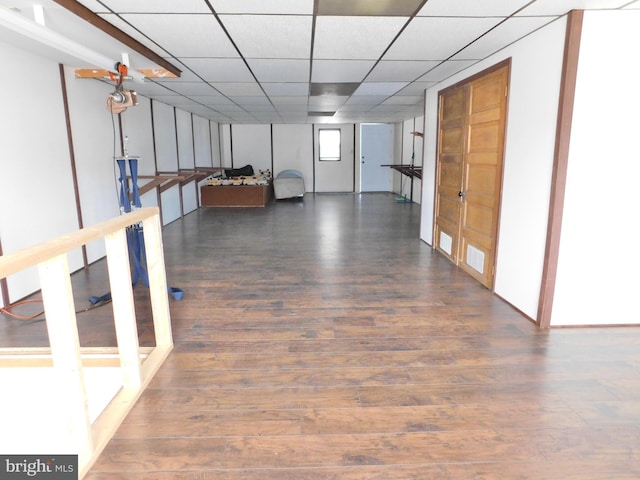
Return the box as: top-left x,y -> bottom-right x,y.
319,129 -> 341,161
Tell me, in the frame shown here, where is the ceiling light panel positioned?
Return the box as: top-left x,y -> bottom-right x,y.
383,16 -> 502,60
417,0 -> 533,17
179,58 -> 254,82
453,17 -> 558,60
366,60 -> 441,81
313,16 -> 408,60
517,0 -> 631,15
210,0 -> 314,14
99,0 -> 210,13
247,59 -> 309,83
120,14 -> 238,57
317,0 -> 426,16
311,60 -> 375,83
219,15 -> 312,58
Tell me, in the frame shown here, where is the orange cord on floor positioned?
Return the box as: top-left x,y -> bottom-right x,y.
0,298 -> 45,320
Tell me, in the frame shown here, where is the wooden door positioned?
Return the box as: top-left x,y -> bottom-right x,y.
434,63 -> 509,288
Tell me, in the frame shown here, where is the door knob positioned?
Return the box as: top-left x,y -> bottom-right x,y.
458,191 -> 465,197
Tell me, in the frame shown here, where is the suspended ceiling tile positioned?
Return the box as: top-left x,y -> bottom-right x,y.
623,0 -> 640,8
454,16 -> 558,60
219,15 -> 312,58
417,0 -> 533,17
317,0 -> 425,16
353,82 -> 408,96
395,81 -> 437,95
417,59 -> 478,82
366,60 -> 441,81
211,0 -> 314,14
209,82 -> 264,96
313,16 -> 408,60
232,96 -> 272,106
154,82 -> 223,96
382,95 -> 424,105
311,60 -> 375,83
517,0 -> 631,15
179,58 -> 254,82
95,14 -> 171,58
75,0 -> 109,13
383,16 -> 502,60
120,14 -> 238,57
344,95 -> 388,105
261,83 -> 310,96
99,0 -> 210,13
191,96 -> 237,106
269,96 -> 309,106
247,59 -> 309,83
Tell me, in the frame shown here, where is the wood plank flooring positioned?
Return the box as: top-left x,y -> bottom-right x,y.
3,193 -> 640,479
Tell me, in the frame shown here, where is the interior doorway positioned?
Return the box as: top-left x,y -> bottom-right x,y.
360,123 -> 393,192
434,60 -> 510,289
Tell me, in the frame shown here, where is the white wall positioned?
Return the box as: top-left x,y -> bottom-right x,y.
421,17 -> 567,319
0,44 -> 82,303
230,124 -> 272,173
272,124 -> 314,191
314,124 -> 356,192
551,10 -> 640,326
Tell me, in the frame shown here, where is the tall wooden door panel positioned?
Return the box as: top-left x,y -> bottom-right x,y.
435,63 -> 509,288
434,86 -> 466,264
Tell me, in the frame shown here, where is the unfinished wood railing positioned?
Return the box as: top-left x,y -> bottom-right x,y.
0,207 -> 173,478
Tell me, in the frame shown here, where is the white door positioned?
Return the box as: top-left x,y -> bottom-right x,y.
360,124 -> 393,192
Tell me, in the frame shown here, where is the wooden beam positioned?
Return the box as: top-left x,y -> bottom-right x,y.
52,0 -> 181,77
74,68 -> 179,79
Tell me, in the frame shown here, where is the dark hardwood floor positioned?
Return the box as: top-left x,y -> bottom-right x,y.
3,193 -> 640,479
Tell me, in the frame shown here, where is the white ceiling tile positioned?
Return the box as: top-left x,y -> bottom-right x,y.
353,82 -> 408,96
311,60 -> 374,82
247,59 -> 309,82
396,81 -> 437,95
382,95 -> 423,105
417,60 -> 478,82
101,0 -> 210,12
454,17 -> 558,60
219,15 -> 312,58
262,83 -> 309,96
417,0 -> 533,17
366,60 -> 441,81
95,14 -> 171,58
344,95 -> 388,105
155,82 -> 224,96
270,96 -> 309,105
210,83 -> 264,96
313,16 -> 408,60
232,96 -> 272,106
384,17 -> 502,60
179,58 -> 254,82
211,0 -> 313,14
517,0 -> 631,16
120,14 -> 238,57
624,0 -> 640,8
